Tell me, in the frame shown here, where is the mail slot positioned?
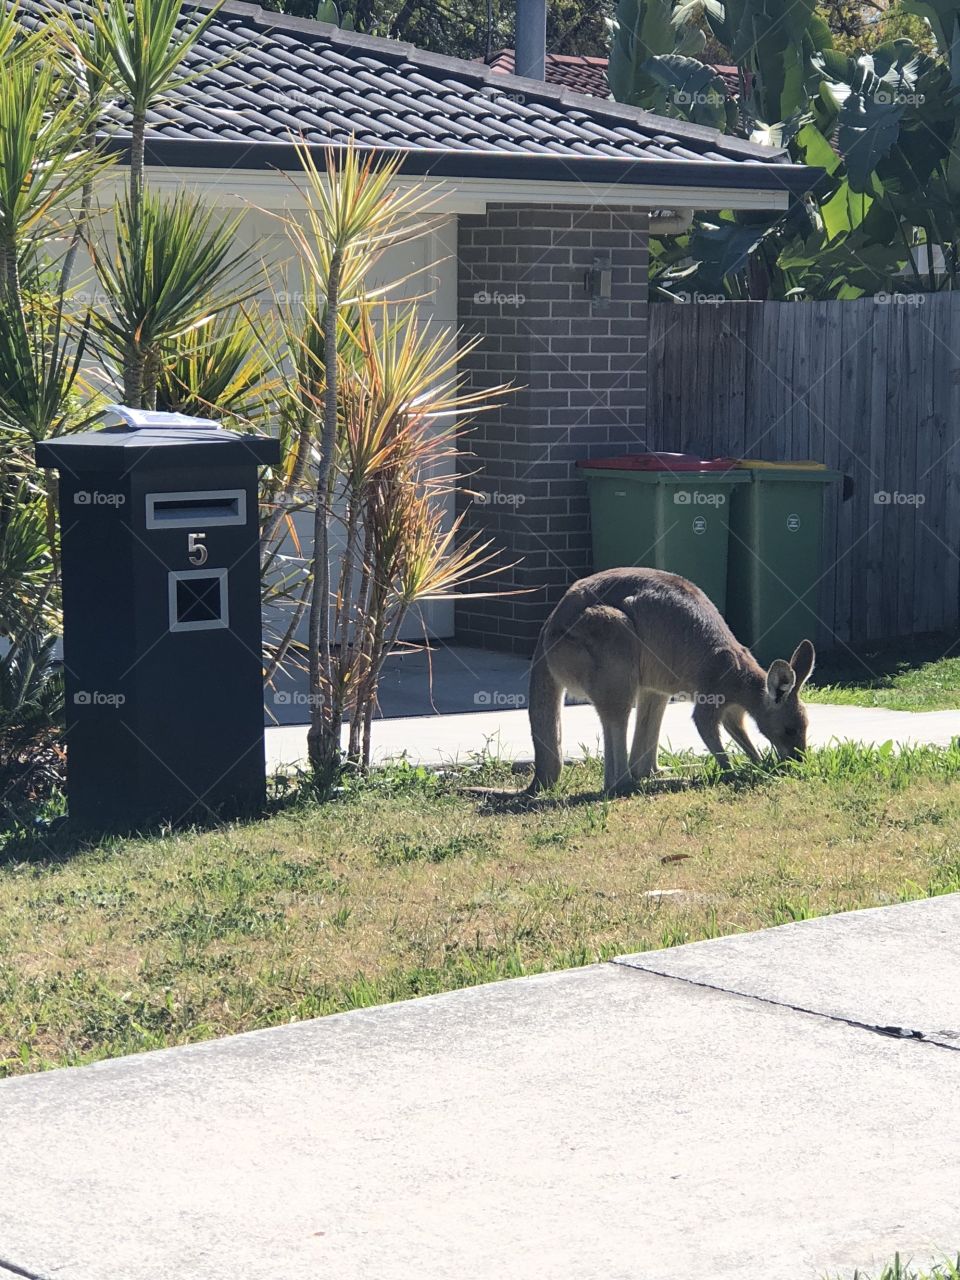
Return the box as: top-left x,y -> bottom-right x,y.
146,489 -> 247,528
36,407 -> 280,831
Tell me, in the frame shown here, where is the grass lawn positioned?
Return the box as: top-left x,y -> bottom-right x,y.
807,634 -> 960,711
3,741 -> 960,1077
842,1258 -> 960,1280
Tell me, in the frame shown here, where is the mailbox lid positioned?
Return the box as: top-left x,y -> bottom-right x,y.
36,426 -> 280,472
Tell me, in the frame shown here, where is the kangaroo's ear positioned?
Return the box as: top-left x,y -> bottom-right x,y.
789,639 -> 816,689
765,659 -> 796,704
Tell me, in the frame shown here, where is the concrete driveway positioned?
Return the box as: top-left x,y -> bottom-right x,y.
1,895 -> 958,1280
267,694 -> 960,772
265,643 -> 958,770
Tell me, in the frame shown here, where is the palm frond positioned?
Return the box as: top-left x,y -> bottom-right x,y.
156,307 -> 278,425
91,187 -> 257,402
85,0 -> 224,117
0,58 -> 111,261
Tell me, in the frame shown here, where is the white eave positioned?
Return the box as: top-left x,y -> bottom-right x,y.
129,166 -> 792,214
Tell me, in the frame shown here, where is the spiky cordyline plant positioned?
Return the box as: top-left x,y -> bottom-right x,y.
307,298 -> 508,774
155,306 -> 279,424
68,0 -> 224,219
0,12 -> 107,644
0,38 -> 108,310
61,0 -> 230,401
283,139 -> 450,780
91,188 -> 255,408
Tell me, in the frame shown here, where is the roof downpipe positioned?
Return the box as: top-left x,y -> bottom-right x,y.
515,0 -> 546,80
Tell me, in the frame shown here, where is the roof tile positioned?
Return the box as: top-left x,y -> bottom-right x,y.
17,0 -> 806,189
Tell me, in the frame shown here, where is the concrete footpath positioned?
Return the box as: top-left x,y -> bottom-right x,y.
1,896 -> 958,1280
266,698 -> 960,771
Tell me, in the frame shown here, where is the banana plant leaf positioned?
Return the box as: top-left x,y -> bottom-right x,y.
901,0 -> 960,84
777,232 -> 913,296
608,0 -> 702,105
726,0 -> 819,123
816,44 -> 930,192
683,219 -> 773,292
838,93 -> 906,192
819,174 -> 878,238
640,54 -> 734,130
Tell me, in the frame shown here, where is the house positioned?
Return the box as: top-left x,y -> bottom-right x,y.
24,0 -> 811,653
487,48 -> 614,98
485,49 -> 742,101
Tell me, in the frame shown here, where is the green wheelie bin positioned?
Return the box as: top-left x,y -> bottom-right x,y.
576,453 -> 749,614
724,460 -> 843,666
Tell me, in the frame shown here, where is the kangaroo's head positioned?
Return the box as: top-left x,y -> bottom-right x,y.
754,640 -> 816,760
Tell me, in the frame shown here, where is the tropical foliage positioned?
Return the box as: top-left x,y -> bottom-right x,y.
263,0 -> 611,59
270,143 -> 507,782
609,0 -> 960,297
0,0 -> 509,815
0,632 -> 64,823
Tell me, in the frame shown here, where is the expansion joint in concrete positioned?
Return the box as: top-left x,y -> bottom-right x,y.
608,960 -> 960,1052
0,1257 -> 51,1280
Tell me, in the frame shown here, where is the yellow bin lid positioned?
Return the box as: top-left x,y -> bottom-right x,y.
737,459 -> 828,470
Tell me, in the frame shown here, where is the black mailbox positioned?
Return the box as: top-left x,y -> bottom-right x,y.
36,408 -> 281,831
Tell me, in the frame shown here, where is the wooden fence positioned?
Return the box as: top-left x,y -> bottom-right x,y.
646,294 -> 960,648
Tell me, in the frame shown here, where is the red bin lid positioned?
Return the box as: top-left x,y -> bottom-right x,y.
577,452 -> 739,472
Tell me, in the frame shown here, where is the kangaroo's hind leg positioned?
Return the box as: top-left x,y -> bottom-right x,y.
630,691 -> 669,780
563,604 -> 640,797
596,702 -> 633,796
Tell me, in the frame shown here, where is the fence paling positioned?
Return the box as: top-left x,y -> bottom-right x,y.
647,298 -> 960,646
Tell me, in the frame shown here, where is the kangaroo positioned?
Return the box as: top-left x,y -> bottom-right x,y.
527,567 -> 815,796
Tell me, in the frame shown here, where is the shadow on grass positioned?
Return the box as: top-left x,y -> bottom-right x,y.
812,631 -> 960,691
0,818 -> 103,868
0,775 -> 315,868
0,762 -> 440,867
465,759 -> 780,814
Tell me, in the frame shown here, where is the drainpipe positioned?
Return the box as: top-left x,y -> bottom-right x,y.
648,210 -> 695,235
515,0 -> 546,80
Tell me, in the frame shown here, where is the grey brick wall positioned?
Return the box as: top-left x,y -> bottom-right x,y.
455,203 -> 650,653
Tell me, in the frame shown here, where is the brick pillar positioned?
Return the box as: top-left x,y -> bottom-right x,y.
455,203 -> 649,653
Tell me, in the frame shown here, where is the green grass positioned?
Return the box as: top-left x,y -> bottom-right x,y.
3,742 -> 960,1077
807,634 -> 960,711
833,1254 -> 960,1280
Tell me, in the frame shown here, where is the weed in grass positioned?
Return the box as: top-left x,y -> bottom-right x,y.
680,802 -> 712,837
658,922 -> 691,948
374,831 -> 487,866
583,800 -> 611,834
927,851 -> 960,896
329,903 -> 353,930
530,824 -> 573,848
769,894 -> 814,925
833,1253 -> 960,1280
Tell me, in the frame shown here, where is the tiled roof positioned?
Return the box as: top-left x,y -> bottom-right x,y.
488,49 -> 613,99
487,51 -> 742,101
18,0 -> 810,191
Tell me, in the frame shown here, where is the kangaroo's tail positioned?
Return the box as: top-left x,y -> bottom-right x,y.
527,632 -> 564,794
